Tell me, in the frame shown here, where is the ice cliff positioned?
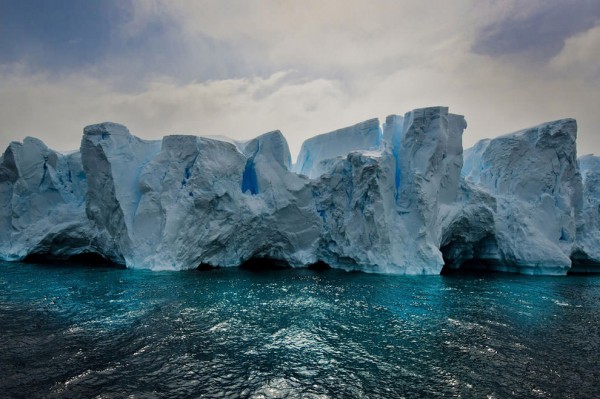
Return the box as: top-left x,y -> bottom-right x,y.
572,154 -> 600,273
1,106 -> 598,274
452,119 -> 582,274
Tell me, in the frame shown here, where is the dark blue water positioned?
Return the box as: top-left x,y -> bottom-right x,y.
1,261 -> 599,398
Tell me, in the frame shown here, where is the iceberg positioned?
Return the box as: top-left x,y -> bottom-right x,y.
572,154 -> 600,273
451,119 -> 582,275
0,137 -> 92,260
0,106 -> 598,275
293,118 -> 381,179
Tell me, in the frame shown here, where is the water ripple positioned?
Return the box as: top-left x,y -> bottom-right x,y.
0,262 -> 599,398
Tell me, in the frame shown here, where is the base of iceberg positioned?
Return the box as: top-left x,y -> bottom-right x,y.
1,106 -> 599,275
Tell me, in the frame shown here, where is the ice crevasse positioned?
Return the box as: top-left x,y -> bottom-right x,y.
1,106 -> 599,275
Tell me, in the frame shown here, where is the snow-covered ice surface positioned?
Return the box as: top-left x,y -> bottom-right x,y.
1,107 -> 599,274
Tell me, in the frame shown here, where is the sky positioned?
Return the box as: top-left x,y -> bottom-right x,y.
0,0 -> 598,160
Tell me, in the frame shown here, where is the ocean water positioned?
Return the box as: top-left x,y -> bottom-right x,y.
1,261 -> 599,398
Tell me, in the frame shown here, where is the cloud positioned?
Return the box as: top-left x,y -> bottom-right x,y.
472,0 -> 600,61
550,24 -> 600,80
0,69 -> 350,158
128,0 -> 486,77
0,1 -> 121,70
0,0 -> 599,161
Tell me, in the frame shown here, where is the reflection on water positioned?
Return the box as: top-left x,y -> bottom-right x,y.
1,262 -> 599,398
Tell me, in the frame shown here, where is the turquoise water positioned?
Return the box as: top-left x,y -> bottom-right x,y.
1,261 -> 599,398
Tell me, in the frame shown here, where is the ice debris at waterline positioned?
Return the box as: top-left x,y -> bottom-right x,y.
1,106 -> 598,275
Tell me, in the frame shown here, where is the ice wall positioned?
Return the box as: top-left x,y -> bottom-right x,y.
572,154 -> 600,272
293,118 -> 381,179
1,108 -> 598,275
457,119 -> 582,274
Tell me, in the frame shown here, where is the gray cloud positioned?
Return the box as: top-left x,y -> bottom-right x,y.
0,0 -> 599,161
472,0 -> 600,60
